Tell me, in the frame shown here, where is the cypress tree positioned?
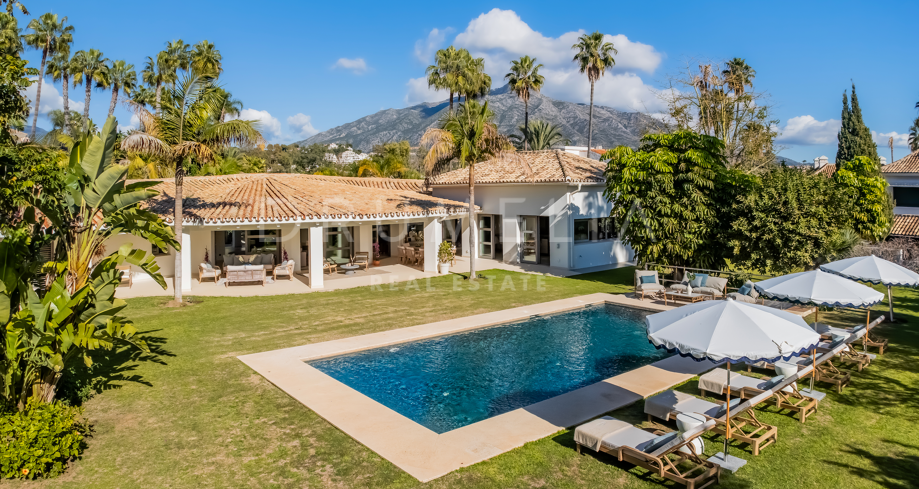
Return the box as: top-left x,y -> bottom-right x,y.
836,83 -> 880,168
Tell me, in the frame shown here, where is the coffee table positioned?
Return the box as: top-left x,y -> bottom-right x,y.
664,291 -> 707,305
340,264 -> 360,275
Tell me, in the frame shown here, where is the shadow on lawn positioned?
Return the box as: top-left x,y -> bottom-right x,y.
59,329 -> 174,405
823,441 -> 919,489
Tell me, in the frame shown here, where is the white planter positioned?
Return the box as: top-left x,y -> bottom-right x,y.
439,262 -> 450,274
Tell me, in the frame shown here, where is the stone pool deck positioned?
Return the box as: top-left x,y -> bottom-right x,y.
239,293 -> 728,482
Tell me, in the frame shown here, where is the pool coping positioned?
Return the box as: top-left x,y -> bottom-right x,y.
237,293 -> 718,482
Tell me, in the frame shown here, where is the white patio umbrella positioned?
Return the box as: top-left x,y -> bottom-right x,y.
646,299 -> 819,466
820,254 -> 919,322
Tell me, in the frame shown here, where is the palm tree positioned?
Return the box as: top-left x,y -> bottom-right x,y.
0,12 -> 22,56
571,31 -> 617,151
105,60 -> 136,116
722,58 -> 755,97
130,85 -> 155,108
142,52 -> 173,115
215,87 -> 242,122
191,40 -> 222,77
23,12 -> 73,140
44,48 -> 74,135
509,120 -> 569,150
422,100 -> 520,280
121,71 -> 265,303
461,56 -> 491,101
358,154 -> 408,178
71,48 -> 108,133
46,108 -> 81,134
0,0 -> 26,15
165,39 -> 191,78
505,56 -> 544,150
426,46 -> 468,113
909,121 -> 919,152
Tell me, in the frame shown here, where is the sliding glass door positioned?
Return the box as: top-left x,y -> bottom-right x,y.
520,216 -> 538,264
478,215 -> 493,259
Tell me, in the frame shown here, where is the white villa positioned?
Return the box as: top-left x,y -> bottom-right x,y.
881,148 -> 919,238
109,150 -> 631,294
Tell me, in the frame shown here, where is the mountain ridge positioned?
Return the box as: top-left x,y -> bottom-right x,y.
296,84 -> 662,151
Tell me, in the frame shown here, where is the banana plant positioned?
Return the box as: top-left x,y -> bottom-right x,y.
1,115 -> 178,407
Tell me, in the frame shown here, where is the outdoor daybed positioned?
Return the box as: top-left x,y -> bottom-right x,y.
574,416 -> 720,489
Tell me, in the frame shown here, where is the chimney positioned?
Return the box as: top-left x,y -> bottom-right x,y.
813,156 -> 829,169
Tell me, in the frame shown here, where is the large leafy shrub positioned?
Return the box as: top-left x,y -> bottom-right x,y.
0,400 -> 89,479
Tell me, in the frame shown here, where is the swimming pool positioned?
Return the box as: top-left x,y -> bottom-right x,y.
308,303 -> 667,433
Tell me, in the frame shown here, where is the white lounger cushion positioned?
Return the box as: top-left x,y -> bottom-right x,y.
645,389 -> 741,422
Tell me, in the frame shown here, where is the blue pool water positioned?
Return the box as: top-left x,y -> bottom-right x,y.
308,304 -> 667,433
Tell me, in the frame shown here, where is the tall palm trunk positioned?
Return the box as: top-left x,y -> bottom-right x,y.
62,73 -> 70,136
30,47 -> 48,140
523,98 -> 529,151
108,83 -> 119,116
468,163 -> 476,280
449,90 -> 454,113
587,80 -> 595,152
82,80 -> 92,133
173,166 -> 184,302
219,107 -> 226,122
155,81 -> 162,116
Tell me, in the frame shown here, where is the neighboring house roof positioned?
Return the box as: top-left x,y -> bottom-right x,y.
890,214 -> 919,238
428,150 -> 606,185
882,149 -> 919,174
813,164 -> 837,177
131,173 -> 470,224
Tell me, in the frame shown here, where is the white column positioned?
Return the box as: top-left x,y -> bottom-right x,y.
181,231 -> 192,292
308,225 -> 324,289
423,218 -> 442,272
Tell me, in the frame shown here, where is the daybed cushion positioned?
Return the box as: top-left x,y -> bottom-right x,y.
727,292 -> 757,303
670,283 -> 689,292
639,283 -> 665,291
227,265 -> 247,271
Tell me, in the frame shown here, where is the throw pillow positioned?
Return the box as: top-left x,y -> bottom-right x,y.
689,273 -> 708,288
737,283 -> 752,296
640,274 -> 656,284
761,375 -> 785,390
716,398 -> 743,418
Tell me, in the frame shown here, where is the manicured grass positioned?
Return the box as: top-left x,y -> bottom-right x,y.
16,267 -> 919,488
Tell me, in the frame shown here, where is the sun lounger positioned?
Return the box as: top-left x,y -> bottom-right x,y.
645,390 -> 778,455
747,356 -> 851,394
817,338 -> 873,372
815,322 -> 887,355
698,368 -> 819,423
575,416 -> 720,489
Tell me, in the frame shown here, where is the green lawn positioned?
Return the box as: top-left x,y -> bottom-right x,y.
16,267 -> 919,488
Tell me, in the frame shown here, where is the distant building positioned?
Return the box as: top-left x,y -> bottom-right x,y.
563,146 -> 604,159
324,144 -> 371,164
881,149 -> 919,238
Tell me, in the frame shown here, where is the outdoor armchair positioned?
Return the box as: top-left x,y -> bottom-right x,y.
274,260 -> 295,281
323,259 -> 338,275
635,270 -> 666,301
353,252 -> 370,270
198,263 -> 220,285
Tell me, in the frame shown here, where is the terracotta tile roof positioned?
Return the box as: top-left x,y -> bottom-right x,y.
882,149 -> 919,174
890,214 -> 919,237
131,173 -> 471,224
428,150 -> 606,185
813,164 -> 837,177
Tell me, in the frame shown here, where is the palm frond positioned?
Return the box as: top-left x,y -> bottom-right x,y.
121,132 -> 172,158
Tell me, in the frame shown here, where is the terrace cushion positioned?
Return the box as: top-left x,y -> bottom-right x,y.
727,292 -> 757,303
689,273 -> 708,287
639,283 -> 665,291
640,275 -> 656,284
738,283 -> 752,295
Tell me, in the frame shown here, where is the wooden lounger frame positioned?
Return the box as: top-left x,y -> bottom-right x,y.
704,379 -> 819,423
649,407 -> 777,456
748,359 -> 851,394
576,428 -> 721,489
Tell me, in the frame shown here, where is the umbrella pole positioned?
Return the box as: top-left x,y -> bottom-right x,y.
724,361 -> 731,458
888,285 -> 895,323
865,309 -> 870,353
810,348 -> 816,392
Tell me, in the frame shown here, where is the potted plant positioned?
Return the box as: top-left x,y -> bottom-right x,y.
437,241 -> 454,274
372,242 -> 381,267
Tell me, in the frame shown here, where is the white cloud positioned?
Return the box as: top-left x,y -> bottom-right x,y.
229,108 -> 282,140
414,27 -> 452,63
287,113 -> 318,138
24,77 -> 84,116
332,57 -> 368,74
118,114 -> 141,133
873,130 -> 910,148
407,9 -> 664,111
777,116 -> 841,145
404,77 -> 445,106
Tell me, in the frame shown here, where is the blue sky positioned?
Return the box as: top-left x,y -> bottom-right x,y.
23,0 -> 919,163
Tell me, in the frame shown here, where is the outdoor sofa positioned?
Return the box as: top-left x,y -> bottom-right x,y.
225,265 -> 266,286
574,416 -> 720,489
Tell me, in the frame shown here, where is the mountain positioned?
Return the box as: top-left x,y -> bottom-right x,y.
297,84 -> 662,151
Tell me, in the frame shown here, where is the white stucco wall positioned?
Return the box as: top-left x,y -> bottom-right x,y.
431,183 -> 632,270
